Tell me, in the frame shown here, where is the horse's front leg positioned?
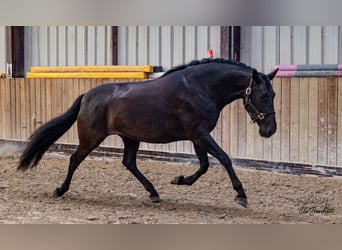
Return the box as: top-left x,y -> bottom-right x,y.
171,144 -> 209,185
192,131 -> 248,208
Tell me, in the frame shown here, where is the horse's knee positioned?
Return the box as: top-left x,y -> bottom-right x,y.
122,157 -> 135,169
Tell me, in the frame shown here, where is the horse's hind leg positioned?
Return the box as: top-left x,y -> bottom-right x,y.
171,145 -> 209,185
54,129 -> 105,197
121,136 -> 160,202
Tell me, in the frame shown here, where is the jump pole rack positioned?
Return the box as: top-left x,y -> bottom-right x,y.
272,64 -> 342,77
26,65 -> 155,79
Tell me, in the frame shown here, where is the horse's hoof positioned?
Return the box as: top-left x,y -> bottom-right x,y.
150,195 -> 161,203
235,196 -> 248,208
53,188 -> 62,197
171,175 -> 185,185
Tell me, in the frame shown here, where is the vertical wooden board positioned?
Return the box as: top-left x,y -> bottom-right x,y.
221,105 -> 231,154
263,120 -> 273,160
215,112 -> 223,151
254,121 -> 264,160
67,26 -> 76,66
29,79 -> 36,134
78,77 -> 86,95
1,79 -> 8,138
58,26 -> 67,66
327,78 -> 337,165
70,78 -> 78,143
289,77 -> 300,162
246,114 -> 255,159
237,100 -> 247,157
20,79 -> 27,139
54,80 -> 63,143
323,26 -> 339,64
45,79 -> 52,122
318,78 -> 328,165
281,78 -> 291,162
24,79 -> 31,136
0,80 -> 3,138
84,78 -> 91,94
49,26 -> 58,66
51,79 -> 58,118
60,79 -> 68,143
212,91 -> 223,149
9,79 -> 16,139
34,79 -> 42,137
308,78 -> 319,164
15,80 -> 21,139
40,78 -> 47,140
127,26 -> 138,65
338,78 -> 342,166
4,80 -> 11,139
149,26 -> 161,67
298,78 -> 309,163
183,141 -> 193,154
279,26 -> 291,64
271,78 -> 282,161
292,26 -> 307,64
308,26 -> 322,64
250,30 -> 263,157
72,78 -> 80,144
229,101 -> 239,156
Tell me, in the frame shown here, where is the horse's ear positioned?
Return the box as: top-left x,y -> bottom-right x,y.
267,68 -> 279,80
252,69 -> 260,84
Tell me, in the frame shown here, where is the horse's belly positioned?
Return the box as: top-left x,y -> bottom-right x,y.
108,115 -> 188,143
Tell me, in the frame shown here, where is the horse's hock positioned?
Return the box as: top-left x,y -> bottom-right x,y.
0,71 -> 342,175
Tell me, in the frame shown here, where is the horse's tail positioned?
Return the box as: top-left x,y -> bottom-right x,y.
18,94 -> 85,171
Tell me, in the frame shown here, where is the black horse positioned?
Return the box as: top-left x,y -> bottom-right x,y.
18,58 -> 278,208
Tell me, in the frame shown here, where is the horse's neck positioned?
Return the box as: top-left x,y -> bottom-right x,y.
210,72 -> 250,110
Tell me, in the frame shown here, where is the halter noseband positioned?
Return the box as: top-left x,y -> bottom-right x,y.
244,77 -> 275,123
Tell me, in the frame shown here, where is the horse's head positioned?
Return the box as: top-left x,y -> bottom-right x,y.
243,68 -> 279,138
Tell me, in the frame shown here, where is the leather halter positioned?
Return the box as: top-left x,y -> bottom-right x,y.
243,77 -> 275,123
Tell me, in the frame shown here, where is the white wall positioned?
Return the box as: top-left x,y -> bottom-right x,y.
0,26 -> 6,74
24,26 -> 112,73
240,26 -> 342,73
118,26 -> 221,70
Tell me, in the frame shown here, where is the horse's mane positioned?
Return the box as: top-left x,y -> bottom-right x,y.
162,58 -> 254,77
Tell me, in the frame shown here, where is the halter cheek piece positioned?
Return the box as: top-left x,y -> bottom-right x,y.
244,77 -> 275,123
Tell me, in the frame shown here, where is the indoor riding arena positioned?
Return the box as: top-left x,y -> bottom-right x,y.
1,26 -> 342,224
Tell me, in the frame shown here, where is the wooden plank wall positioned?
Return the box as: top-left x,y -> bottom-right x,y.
0,77 -> 341,167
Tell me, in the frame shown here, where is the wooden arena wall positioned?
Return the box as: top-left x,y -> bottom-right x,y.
0,77 -> 341,168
